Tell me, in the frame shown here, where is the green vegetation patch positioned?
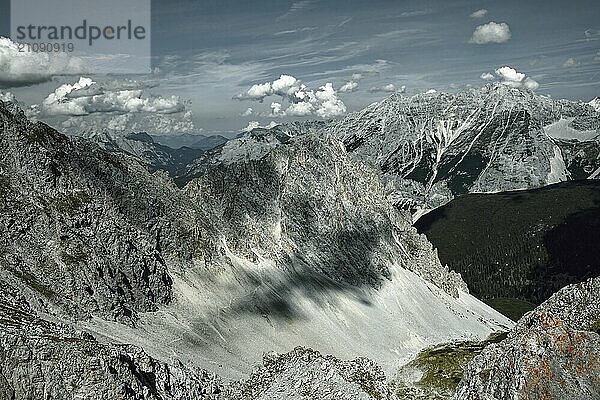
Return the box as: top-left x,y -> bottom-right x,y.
485,298 -> 536,321
392,332 -> 507,399
415,181 -> 600,311
590,319 -> 600,335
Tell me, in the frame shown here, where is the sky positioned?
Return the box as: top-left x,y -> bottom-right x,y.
1,0 -> 599,138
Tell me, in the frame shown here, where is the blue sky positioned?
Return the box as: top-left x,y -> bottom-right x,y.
1,0 -> 599,137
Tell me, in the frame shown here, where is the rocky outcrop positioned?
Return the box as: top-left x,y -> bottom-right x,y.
0,285 -> 223,400
455,277 -> 600,400
0,103 -> 202,324
590,98 -> 600,113
223,347 -> 397,400
185,132 -> 467,295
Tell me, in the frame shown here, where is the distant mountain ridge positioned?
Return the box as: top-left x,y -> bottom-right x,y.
173,84 -> 599,216
327,83 -> 599,215
89,131 -> 207,179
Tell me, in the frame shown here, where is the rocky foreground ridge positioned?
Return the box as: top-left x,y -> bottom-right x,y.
455,277 -> 600,400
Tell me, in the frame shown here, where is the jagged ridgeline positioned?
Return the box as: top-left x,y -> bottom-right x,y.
0,99 -> 513,399
328,83 -> 600,213
91,84 -> 600,216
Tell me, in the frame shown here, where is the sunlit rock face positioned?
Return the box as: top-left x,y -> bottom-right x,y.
327,84 -> 599,214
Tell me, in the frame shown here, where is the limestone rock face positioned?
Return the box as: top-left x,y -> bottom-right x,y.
0,285 -> 223,400
328,84 -> 599,213
455,277 -> 600,400
223,347 -> 398,400
185,132 -> 468,295
0,104 -> 202,324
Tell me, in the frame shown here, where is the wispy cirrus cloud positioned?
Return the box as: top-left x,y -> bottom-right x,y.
469,9 -> 488,19
399,9 -> 433,18
273,26 -> 318,36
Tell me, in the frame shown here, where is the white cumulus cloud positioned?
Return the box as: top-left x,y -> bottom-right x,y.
314,83 -> 346,118
339,73 -> 364,93
271,74 -> 299,95
245,82 -> 272,100
38,77 -> 185,117
286,101 -> 314,116
270,102 -> 284,116
369,83 -> 405,93
30,76 -> 197,136
470,9 -> 488,19
495,66 -> 525,83
339,80 -> 359,92
494,66 -> 539,90
480,72 -> 496,81
0,37 -> 86,87
236,75 -> 347,119
470,22 -> 511,44
234,74 -> 303,101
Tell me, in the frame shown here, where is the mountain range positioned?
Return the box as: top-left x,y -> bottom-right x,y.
1,84 -> 599,399
123,83 -> 599,218
328,84 -> 599,217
